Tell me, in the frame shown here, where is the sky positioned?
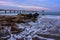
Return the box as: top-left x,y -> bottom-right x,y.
0,0 -> 60,12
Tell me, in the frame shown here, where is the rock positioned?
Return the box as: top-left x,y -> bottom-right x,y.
11,25 -> 24,34
0,28 -> 11,40
16,38 -> 24,40
32,37 -> 46,40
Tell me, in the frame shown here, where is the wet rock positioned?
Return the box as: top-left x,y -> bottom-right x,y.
32,37 -> 46,40
11,25 -> 24,34
32,37 -> 40,40
0,29 -> 11,40
37,34 -> 60,39
0,26 -> 4,30
32,13 -> 39,18
16,38 -> 24,40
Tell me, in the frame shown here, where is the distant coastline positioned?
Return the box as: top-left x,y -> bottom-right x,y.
0,9 -> 60,15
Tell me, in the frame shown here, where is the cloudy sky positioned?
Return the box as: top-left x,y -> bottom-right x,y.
0,0 -> 60,12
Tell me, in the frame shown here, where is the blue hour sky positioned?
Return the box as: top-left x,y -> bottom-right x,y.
0,0 -> 60,12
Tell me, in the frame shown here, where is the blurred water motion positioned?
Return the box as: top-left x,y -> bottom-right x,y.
0,15 -> 60,40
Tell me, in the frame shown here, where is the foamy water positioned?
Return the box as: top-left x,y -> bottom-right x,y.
0,15 -> 60,40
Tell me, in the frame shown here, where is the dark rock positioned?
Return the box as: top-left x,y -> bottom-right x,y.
11,25 -> 24,34
37,34 -> 60,39
16,38 -> 24,40
32,37 -> 41,40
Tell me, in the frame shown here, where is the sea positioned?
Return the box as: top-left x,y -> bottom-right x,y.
0,11 -> 60,15
0,11 -> 60,40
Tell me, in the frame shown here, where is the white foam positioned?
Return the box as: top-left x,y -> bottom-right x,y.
1,15 -> 60,40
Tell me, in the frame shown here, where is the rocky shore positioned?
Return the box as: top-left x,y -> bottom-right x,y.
0,14 -> 60,40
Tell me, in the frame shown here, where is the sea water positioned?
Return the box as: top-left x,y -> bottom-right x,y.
0,11 -> 60,15
0,11 -> 60,40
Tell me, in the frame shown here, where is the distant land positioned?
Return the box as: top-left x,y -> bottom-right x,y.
0,9 -> 60,15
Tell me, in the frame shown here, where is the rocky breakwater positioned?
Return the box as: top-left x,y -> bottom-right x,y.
0,13 -> 39,40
